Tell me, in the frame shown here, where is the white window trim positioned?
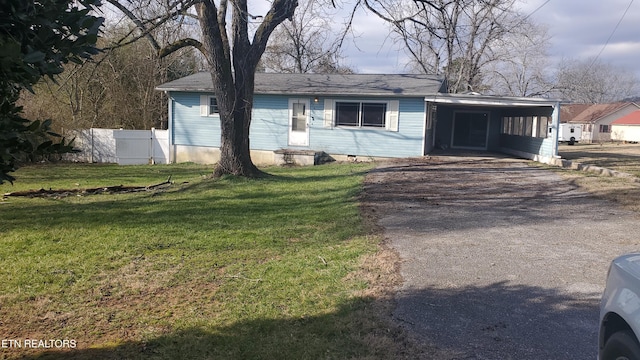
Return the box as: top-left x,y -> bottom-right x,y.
200,94 -> 219,117
324,99 -> 399,131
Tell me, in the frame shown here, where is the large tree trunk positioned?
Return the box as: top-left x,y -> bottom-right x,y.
196,0 -> 296,178
214,109 -> 262,178
109,0 -> 297,178
212,71 -> 263,178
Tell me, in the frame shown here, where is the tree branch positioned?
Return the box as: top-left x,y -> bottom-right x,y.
158,38 -> 204,58
105,0 -> 203,57
106,0 -> 161,51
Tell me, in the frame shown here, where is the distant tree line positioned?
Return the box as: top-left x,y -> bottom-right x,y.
19,0 -> 639,137
19,25 -> 202,134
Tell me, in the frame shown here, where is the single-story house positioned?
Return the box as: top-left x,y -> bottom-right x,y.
612,110 -> 640,142
156,73 -> 561,165
563,103 -> 640,143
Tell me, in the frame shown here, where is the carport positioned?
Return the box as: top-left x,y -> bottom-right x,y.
424,93 -> 561,163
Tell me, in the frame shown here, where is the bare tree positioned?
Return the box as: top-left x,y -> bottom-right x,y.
19,26 -> 201,133
261,0 -> 352,74
484,21 -> 554,97
362,0 -> 531,93
554,57 -> 639,103
107,0 -> 298,177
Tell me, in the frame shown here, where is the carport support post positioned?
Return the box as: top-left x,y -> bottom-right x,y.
551,102 -> 561,157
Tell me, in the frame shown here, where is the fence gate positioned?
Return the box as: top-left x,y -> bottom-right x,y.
113,129 -> 169,165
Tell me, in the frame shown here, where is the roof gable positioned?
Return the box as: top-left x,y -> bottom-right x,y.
156,72 -> 446,97
560,104 -> 590,122
564,103 -> 640,123
612,110 -> 640,125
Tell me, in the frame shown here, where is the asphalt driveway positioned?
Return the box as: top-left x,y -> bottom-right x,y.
364,155 -> 640,359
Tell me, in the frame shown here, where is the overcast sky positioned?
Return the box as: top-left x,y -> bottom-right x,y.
340,0 -> 640,74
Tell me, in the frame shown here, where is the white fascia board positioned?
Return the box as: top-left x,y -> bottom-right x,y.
425,93 -> 560,107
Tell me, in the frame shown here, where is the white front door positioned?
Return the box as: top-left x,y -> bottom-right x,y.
288,98 -> 309,147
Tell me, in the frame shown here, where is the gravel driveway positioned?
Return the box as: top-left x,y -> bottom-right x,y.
364,155 -> 640,359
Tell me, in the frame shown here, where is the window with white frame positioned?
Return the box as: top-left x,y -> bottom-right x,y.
599,124 -> 610,133
200,95 -> 219,116
335,101 -> 387,128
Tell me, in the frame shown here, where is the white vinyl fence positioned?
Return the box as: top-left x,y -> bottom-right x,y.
66,128 -> 169,165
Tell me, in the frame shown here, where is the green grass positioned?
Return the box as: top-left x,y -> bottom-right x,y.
0,162 -> 410,359
0,163 -> 211,192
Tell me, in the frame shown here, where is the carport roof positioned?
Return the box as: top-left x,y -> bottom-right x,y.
426,93 -> 561,107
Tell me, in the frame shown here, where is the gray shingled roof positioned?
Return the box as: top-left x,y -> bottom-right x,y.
156,72 -> 445,97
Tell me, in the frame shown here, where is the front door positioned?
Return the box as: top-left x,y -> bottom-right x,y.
451,111 -> 489,150
288,98 -> 309,146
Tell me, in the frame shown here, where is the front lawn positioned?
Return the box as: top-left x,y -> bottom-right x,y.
0,162 -> 410,359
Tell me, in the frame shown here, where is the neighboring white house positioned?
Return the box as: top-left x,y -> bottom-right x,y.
562,103 -> 640,143
612,110 -> 640,142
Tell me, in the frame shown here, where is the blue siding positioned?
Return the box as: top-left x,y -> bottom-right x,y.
170,92 -> 220,147
250,95 -> 290,150
311,97 -> 425,158
500,136 -> 554,157
250,95 -> 426,157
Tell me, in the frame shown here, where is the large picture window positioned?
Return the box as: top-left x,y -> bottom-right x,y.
335,101 -> 387,128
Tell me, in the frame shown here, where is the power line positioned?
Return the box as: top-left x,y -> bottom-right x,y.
506,0 -> 551,33
521,0 -> 551,23
590,0 -> 634,67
